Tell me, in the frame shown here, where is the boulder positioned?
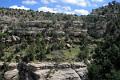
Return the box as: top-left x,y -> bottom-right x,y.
75,67 -> 88,80
49,68 -> 81,80
4,69 -> 18,80
34,69 -> 50,80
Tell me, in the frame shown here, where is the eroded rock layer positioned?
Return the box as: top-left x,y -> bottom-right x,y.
0,62 -> 88,80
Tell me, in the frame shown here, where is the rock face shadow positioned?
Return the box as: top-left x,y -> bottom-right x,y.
17,62 -> 40,80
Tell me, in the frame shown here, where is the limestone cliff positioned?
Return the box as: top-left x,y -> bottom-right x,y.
0,62 -> 88,80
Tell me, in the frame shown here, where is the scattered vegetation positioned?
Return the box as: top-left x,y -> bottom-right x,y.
0,1 -> 120,80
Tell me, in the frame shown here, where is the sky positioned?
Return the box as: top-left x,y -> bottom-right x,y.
0,0 -> 119,15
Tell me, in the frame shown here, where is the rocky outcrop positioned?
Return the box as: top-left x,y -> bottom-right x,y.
0,62 -> 88,80
4,69 -> 18,80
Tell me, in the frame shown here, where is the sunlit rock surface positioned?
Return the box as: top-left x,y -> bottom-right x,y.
1,62 -> 88,80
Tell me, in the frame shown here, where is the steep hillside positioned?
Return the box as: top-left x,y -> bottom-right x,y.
85,1 -> 120,38
0,1 -> 120,62
87,1 -> 120,80
0,6 -> 87,63
0,1 -> 120,80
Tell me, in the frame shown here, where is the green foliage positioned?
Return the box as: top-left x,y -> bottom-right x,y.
78,34 -> 91,62
88,64 -> 120,80
88,23 -> 120,80
51,51 -> 65,63
22,33 -> 49,62
0,33 -> 7,60
0,7 -> 81,21
0,33 -> 7,38
0,62 -> 9,80
63,46 -> 80,60
88,64 -> 102,80
110,70 -> 120,80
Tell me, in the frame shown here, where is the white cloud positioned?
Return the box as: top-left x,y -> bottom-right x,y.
63,0 -> 90,7
64,11 -> 75,14
38,7 -> 58,13
38,6 -> 89,15
41,0 -> 57,4
103,3 -> 108,6
92,0 -> 103,2
56,5 -> 71,11
74,9 -> 89,15
22,0 -> 37,5
9,5 -> 30,10
38,6 -> 72,13
63,6 -> 71,11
